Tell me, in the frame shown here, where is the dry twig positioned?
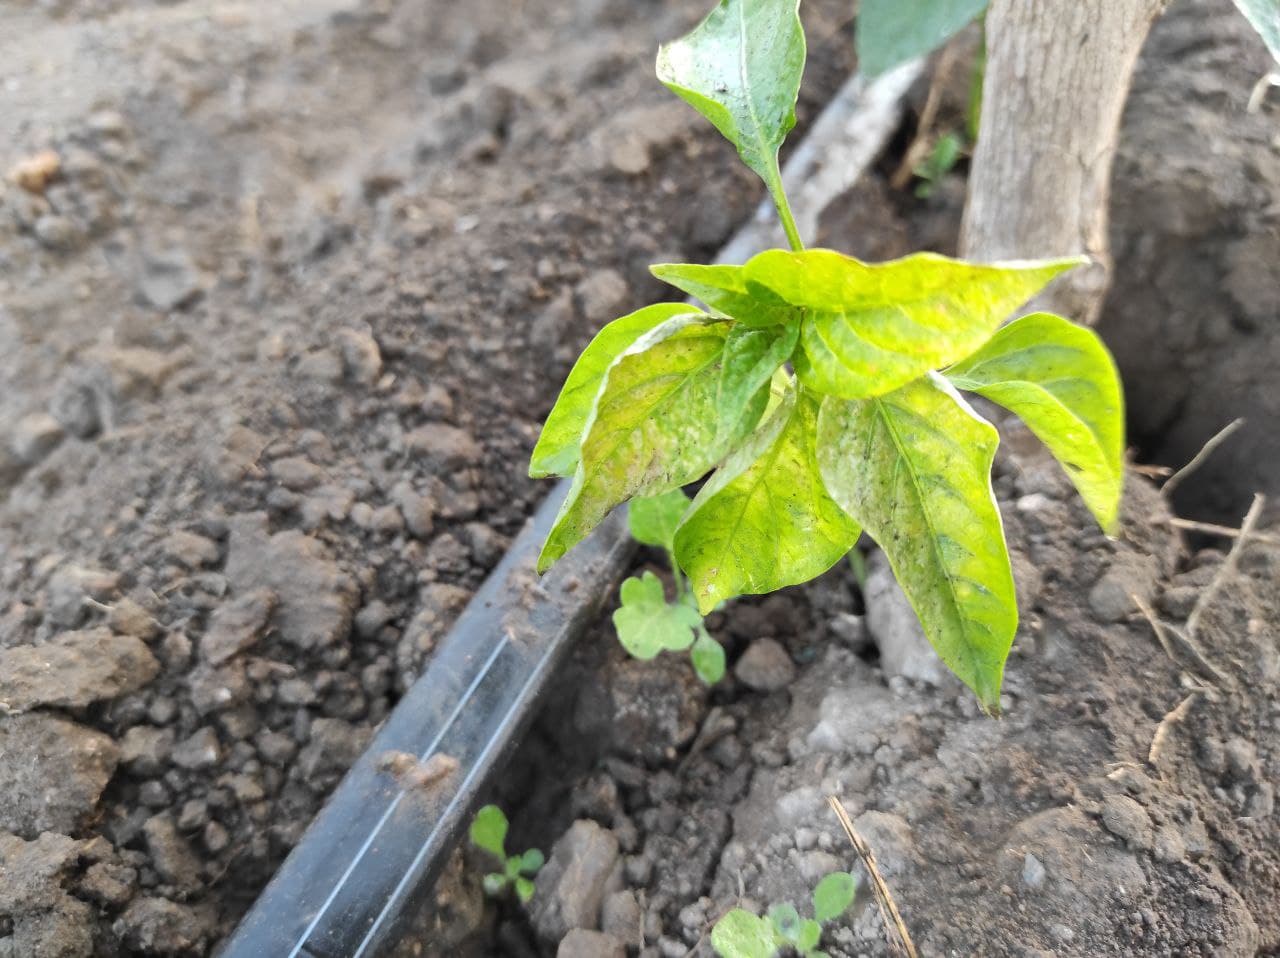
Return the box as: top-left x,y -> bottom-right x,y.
1186,492 -> 1265,643
1161,515 -> 1280,547
1148,691 -> 1199,768
828,796 -> 918,958
889,44 -> 958,190
1161,418 -> 1244,498
1131,592 -> 1229,686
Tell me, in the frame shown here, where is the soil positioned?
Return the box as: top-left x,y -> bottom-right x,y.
0,0 -> 859,954
439,2 -> 1280,956
1,0 -> 1277,957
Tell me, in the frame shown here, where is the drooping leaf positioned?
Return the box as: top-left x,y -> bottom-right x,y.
514,876 -> 536,903
1231,0 -> 1280,63
613,572 -> 703,660
718,323 -> 801,443
675,385 -> 861,614
530,303 -> 702,478
656,0 -> 806,193
691,631 -> 727,684
711,908 -> 781,958
518,848 -> 545,876
539,317 -> 748,571
743,249 -> 1081,400
650,262 -> 800,328
857,0 -> 989,77
767,903 -> 803,943
795,918 -> 822,952
629,489 -> 693,552
817,374 -> 1016,710
812,872 -> 856,922
945,312 -> 1125,533
469,804 -> 508,860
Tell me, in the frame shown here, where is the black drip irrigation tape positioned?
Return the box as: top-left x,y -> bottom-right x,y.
221,484 -> 632,957
221,62 -> 919,958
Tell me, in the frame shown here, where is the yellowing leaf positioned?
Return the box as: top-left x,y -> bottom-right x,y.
817,375 -> 1015,710
539,317 -> 741,571
650,262 -> 800,328
743,249 -> 1082,400
717,323 -> 800,443
946,312 -> 1125,533
676,385 -> 860,614
530,303 -> 702,478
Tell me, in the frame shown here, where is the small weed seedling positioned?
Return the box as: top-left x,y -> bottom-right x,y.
529,0 -> 1127,711
616,489 -> 726,684
712,871 -> 857,958
469,805 -> 544,903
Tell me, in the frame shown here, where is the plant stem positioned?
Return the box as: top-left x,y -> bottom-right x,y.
765,157 -> 805,252
668,550 -> 689,601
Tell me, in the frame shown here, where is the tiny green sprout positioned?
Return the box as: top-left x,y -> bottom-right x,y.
469,804 -> 543,903
912,132 -> 963,198
530,0 -> 1126,712
711,871 -> 857,958
615,489 -> 726,684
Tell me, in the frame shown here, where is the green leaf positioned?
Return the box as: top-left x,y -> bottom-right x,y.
530,303 -> 701,479
1231,0 -> 1280,63
711,909 -> 781,958
613,572 -> 703,659
675,386 -> 861,614
945,312 -> 1125,533
518,848 -> 545,876
914,132 -> 963,197
743,249 -> 1082,400
505,856 -> 522,879
482,873 -> 507,897
656,0 -> 805,194
817,375 -> 1016,710
812,872 -> 856,922
470,804 -> 508,860
795,919 -> 822,952
539,316 -> 741,571
629,488 -> 692,552
514,876 -> 536,903
650,263 -> 800,328
767,903 -> 802,942
718,323 -> 800,443
857,0 -> 989,77
691,631 -> 727,684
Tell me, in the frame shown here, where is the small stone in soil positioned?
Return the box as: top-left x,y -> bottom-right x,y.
1022,852 -> 1047,889
530,819 -> 621,941
558,928 -> 626,958
733,638 -> 797,692
201,588 -> 276,664
0,628 -> 159,710
0,713 -> 119,838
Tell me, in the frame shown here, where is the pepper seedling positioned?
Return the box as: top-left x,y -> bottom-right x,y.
469,804 -> 544,903
529,0 -> 1125,712
712,871 -> 857,958
615,488 -> 726,684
